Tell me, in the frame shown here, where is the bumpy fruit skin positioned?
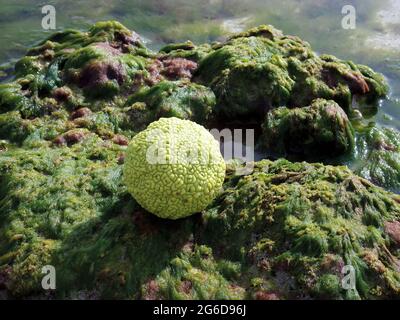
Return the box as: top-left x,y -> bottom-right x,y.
123,117 -> 226,219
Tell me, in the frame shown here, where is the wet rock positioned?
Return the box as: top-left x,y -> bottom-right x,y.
343,71 -> 370,95
262,99 -> 354,160
88,21 -> 143,48
93,42 -> 123,56
145,60 -> 163,85
161,58 -> 198,80
79,61 -> 125,88
126,80 -> 215,128
143,58 -> 198,85
199,159 -> 400,299
385,221 -> 400,245
195,25 -> 388,119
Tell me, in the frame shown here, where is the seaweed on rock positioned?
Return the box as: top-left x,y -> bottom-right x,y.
195,25 -> 388,119
199,160 -> 400,299
262,99 -> 355,160
0,21 -> 399,299
125,80 -> 215,129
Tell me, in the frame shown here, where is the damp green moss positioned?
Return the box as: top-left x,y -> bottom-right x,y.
262,99 -> 355,160
125,80 -> 215,128
0,21 -> 398,300
159,41 -> 214,62
195,25 -> 388,119
199,160 -> 400,299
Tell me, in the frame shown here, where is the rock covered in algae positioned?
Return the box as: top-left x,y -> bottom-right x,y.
0,20 -> 216,149
195,25 -> 388,119
0,21 -> 398,299
125,80 -> 215,130
1,152 -> 399,299
262,99 -> 355,160
159,41 -> 214,63
198,160 -> 400,299
0,21 -> 388,156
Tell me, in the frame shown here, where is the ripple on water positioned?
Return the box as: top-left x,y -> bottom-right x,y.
365,0 -> 400,50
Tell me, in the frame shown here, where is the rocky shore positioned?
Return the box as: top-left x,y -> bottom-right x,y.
0,21 -> 399,299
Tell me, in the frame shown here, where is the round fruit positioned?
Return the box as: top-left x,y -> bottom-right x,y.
123,117 -> 226,219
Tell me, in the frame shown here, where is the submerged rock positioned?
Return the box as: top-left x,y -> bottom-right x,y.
125,80 -> 215,129
353,126 -> 400,193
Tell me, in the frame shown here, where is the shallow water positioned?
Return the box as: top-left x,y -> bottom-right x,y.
0,0 -> 399,161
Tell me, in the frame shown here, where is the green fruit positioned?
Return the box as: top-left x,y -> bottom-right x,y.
123,117 -> 226,219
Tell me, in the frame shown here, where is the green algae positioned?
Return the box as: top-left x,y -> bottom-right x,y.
262,99 -> 355,160
160,41 -> 214,63
54,210 -> 194,299
125,80 -> 215,128
0,21 -> 399,300
1,147 -> 400,298
141,245 -> 245,300
199,160 -> 400,299
0,136 -> 126,296
195,25 -> 388,120
4,148 -> 398,299
352,125 -> 400,193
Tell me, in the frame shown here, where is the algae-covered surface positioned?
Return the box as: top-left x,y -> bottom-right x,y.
0,1 -> 400,300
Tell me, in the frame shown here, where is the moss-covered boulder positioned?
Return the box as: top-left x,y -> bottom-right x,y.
199,160 -> 400,299
195,25 -> 388,119
0,21 -> 214,149
0,135 -> 127,297
140,245 -> 245,300
0,21 -> 398,300
15,21 -> 153,100
159,41 -> 214,63
125,80 -> 215,130
262,99 -> 355,160
2,152 -> 399,299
